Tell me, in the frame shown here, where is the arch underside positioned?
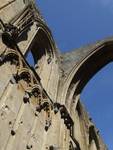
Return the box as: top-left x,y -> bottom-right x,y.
60,40 -> 113,150
64,41 -> 113,103
74,43 -> 113,95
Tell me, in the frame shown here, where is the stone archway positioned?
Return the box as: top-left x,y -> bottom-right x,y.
58,39 -> 113,150
25,27 -> 54,68
61,40 -> 113,108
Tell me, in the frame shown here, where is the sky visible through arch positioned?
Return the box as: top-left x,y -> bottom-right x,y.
36,0 -> 113,149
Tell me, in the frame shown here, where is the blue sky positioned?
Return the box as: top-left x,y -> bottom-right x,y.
36,1 -> 113,149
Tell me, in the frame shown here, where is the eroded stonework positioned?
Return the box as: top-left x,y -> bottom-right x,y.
0,0 -> 109,150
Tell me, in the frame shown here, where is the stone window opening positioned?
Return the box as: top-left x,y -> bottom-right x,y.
25,29 -> 53,71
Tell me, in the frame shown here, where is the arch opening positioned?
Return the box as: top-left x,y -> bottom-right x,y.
64,44 -> 113,150
65,43 -> 113,104
80,62 -> 113,150
25,28 -> 53,69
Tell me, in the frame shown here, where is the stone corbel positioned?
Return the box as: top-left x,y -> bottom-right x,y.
53,104 -> 74,130
44,101 -> 52,131
10,66 -> 31,85
23,91 -> 30,104
3,49 -> 19,65
60,106 -> 74,130
23,84 -> 43,107
35,99 -> 52,131
18,67 -> 31,83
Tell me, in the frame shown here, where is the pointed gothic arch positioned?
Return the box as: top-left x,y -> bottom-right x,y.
25,27 -> 54,68
58,40 -> 113,150
61,40 -> 113,107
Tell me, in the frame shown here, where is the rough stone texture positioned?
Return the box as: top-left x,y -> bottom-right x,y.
0,0 -> 110,150
61,36 -> 113,76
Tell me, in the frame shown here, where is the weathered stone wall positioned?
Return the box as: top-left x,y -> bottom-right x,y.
0,0 -> 108,150
0,0 -> 26,22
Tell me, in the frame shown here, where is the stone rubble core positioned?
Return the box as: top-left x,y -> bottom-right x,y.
0,0 -> 109,150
